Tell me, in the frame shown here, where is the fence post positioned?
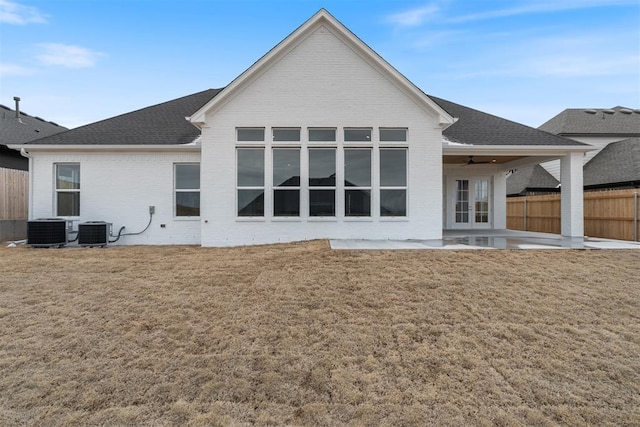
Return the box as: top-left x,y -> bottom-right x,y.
523,197 -> 527,231
634,192 -> 638,242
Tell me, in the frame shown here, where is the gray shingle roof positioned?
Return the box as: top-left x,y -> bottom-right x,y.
584,137 -> 640,187
0,105 -> 67,145
506,164 -> 560,196
539,107 -> 640,136
431,96 -> 587,146
25,89 -> 222,145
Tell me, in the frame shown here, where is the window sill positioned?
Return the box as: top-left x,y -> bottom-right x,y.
307,217 -> 338,222
173,217 -> 200,221
272,217 -> 302,222
343,217 -> 374,222
379,217 -> 410,222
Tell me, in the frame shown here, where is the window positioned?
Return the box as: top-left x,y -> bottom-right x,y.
309,148 -> 336,216
55,164 -> 80,216
237,128 -> 265,142
273,148 -> 300,216
273,128 -> 300,142
344,128 -> 371,142
309,128 -> 336,142
237,148 -> 265,216
380,149 -> 407,217
344,148 -> 371,216
175,164 -> 200,217
380,128 -> 407,142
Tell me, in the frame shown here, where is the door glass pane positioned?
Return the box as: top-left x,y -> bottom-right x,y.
475,180 -> 489,223
310,190 -> 335,216
274,189 -> 300,216
380,149 -> 406,186
345,190 -> 371,216
309,149 -> 335,186
238,189 -> 264,216
237,148 -> 264,186
455,179 -> 469,223
344,149 -> 371,187
273,148 -> 300,187
380,190 -> 406,217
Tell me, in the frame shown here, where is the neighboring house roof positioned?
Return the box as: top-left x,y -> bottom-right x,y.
1,103 -> 67,170
584,137 -> 640,188
431,96 -> 586,146
506,164 -> 560,196
0,104 -> 67,145
24,89 -> 222,145
539,106 -> 640,136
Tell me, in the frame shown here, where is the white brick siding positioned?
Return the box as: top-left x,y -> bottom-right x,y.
30,151 -> 201,245
200,26 -> 444,246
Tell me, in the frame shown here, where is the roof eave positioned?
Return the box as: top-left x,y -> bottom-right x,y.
9,144 -> 201,152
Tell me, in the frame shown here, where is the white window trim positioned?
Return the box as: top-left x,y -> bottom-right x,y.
308,147 -> 337,218
174,163 -> 200,219
236,147 -> 266,219
344,147 -> 372,218
272,147 -> 301,218
379,147 -> 409,219
54,163 -> 80,218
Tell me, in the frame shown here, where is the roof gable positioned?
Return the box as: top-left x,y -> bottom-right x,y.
189,9 -> 453,127
506,164 -> 559,195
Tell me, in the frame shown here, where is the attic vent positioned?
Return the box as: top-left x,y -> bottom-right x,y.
619,108 -> 633,114
584,109 -> 597,114
603,109 -> 615,114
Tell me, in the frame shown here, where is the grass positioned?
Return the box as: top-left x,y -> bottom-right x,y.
0,241 -> 639,426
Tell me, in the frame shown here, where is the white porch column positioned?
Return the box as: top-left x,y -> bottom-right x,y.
493,172 -> 507,229
560,152 -> 584,237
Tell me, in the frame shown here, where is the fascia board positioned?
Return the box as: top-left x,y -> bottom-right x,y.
443,145 -> 596,156
9,144 -> 201,153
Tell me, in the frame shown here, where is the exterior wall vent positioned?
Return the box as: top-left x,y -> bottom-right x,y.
78,221 -> 111,247
27,218 -> 68,247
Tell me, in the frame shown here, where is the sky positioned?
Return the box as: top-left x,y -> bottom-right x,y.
1,0 -> 639,129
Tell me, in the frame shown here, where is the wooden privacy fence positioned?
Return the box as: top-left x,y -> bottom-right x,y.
0,168 -> 28,219
507,189 -> 640,242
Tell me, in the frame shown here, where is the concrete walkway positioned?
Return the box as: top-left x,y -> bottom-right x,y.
330,230 -> 640,250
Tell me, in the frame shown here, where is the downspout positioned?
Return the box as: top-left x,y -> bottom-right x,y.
20,148 -> 33,220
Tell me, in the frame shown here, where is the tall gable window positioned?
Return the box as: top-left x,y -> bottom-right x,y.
55,164 -> 80,217
380,149 -> 407,217
237,148 -> 265,216
273,148 -> 300,216
344,148 -> 371,216
175,164 -> 200,217
309,148 -> 336,216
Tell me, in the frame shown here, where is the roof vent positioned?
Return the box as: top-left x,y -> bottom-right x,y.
619,108 -> 633,114
603,109 -> 615,114
584,109 -> 597,114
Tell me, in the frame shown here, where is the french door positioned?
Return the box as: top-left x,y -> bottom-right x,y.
450,177 -> 491,229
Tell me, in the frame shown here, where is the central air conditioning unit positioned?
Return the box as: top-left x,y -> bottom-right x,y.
78,221 -> 112,247
27,218 -> 69,247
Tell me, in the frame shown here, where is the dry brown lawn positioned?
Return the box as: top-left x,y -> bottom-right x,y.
0,241 -> 639,426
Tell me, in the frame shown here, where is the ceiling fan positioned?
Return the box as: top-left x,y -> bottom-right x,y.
464,156 -> 494,165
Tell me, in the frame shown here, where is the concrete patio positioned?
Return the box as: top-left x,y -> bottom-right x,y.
330,229 -> 640,250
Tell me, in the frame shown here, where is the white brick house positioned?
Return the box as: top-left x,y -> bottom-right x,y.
10,10 -> 592,246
